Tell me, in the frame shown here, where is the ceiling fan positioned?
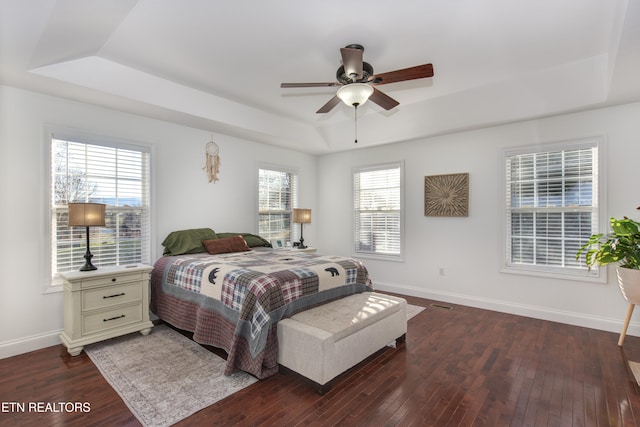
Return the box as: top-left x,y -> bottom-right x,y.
280,44 -> 434,114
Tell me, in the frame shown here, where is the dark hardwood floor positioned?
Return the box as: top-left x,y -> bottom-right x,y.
3,294 -> 640,426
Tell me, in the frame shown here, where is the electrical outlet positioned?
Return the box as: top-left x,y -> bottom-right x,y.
439,267 -> 445,276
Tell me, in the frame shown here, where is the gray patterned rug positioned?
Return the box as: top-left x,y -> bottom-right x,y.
406,303 -> 425,320
86,303 -> 425,427
85,325 -> 257,427
629,361 -> 640,385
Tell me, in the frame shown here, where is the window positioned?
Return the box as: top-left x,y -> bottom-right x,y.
503,139 -> 600,278
51,134 -> 151,280
353,162 -> 403,259
258,167 -> 298,243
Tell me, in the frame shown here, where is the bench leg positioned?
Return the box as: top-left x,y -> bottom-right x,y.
281,364 -> 331,395
314,382 -> 331,395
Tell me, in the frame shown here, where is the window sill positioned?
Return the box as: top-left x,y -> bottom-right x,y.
501,265 -> 606,283
352,253 -> 404,263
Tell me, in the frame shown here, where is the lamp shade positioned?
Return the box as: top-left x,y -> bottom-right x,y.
293,208 -> 311,224
68,203 -> 106,227
337,83 -> 374,107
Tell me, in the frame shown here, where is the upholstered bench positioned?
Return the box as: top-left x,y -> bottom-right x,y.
277,292 -> 407,394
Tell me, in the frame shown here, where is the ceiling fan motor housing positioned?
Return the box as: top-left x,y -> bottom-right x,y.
337,62 -> 374,85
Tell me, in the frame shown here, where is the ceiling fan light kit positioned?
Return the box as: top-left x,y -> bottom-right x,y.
336,83 -> 374,107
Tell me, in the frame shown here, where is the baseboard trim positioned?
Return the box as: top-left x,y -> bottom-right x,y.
1,283 -> 633,359
0,330 -> 62,359
374,281 -> 636,337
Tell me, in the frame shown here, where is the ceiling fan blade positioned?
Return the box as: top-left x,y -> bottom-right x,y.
371,63 -> 434,85
340,46 -> 363,81
316,95 -> 341,113
369,88 -> 400,110
281,82 -> 340,88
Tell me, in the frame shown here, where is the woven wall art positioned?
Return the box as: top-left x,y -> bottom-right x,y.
424,173 -> 469,217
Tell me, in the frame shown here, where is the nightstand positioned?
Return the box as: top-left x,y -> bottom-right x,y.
59,264 -> 154,356
290,247 -> 317,253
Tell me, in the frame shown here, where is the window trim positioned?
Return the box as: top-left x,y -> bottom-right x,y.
500,136 -> 606,282
45,125 -> 155,291
352,161 -> 404,262
256,163 -> 299,244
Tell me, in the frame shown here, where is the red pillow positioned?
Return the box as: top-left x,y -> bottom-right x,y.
202,235 -> 251,255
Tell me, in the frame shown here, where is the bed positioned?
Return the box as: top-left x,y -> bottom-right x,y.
150,229 -> 373,379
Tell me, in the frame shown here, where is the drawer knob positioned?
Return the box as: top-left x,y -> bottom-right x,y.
103,292 -> 126,299
103,314 -> 126,322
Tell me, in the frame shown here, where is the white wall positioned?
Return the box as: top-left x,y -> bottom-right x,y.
3,81 -> 640,359
317,102 -> 640,334
0,85 -> 317,358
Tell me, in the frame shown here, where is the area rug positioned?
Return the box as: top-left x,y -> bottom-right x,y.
86,304 -> 424,426
85,325 -> 257,427
629,361 -> 640,385
407,303 -> 425,320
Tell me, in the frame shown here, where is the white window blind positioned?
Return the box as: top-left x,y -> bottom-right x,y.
353,163 -> 402,258
258,167 -> 298,243
504,140 -> 599,277
51,137 -> 151,277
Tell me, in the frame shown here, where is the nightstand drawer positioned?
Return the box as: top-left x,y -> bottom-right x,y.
82,304 -> 143,335
80,271 -> 145,289
82,282 -> 142,311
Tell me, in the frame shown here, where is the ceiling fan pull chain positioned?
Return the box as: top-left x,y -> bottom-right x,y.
354,103 -> 358,143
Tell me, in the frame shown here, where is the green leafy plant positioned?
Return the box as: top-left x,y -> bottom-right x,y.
577,216 -> 640,270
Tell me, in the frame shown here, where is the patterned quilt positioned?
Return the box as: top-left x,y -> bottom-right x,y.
150,249 -> 373,378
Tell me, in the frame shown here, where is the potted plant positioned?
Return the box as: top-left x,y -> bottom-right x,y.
577,210 -> 640,345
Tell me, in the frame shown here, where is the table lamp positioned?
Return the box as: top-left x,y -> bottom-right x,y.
68,203 -> 106,271
293,208 -> 311,249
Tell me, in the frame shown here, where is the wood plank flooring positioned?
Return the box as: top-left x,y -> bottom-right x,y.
2,294 -> 640,426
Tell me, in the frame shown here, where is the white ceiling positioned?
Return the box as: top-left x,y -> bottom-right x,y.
1,0 -> 639,154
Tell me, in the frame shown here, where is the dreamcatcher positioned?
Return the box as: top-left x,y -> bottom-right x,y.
203,138 -> 221,183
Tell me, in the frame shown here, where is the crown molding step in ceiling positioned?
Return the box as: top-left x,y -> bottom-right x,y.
1,0 -> 639,154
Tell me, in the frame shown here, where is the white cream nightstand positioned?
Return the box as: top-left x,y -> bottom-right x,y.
296,247 -> 317,253
287,247 -> 317,253
59,264 -> 154,356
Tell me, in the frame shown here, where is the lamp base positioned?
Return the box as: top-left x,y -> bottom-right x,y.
79,251 -> 97,271
298,236 -> 307,249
